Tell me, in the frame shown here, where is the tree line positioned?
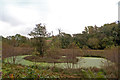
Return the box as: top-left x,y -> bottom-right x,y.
2,22 -> 120,57
54,22 -> 120,49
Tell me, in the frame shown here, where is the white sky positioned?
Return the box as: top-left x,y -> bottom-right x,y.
0,0 -> 119,37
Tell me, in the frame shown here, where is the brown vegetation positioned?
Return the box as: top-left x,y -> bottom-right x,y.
24,55 -> 78,63
2,42 -> 33,59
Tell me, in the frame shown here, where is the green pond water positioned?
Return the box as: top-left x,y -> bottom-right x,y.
4,55 -> 113,69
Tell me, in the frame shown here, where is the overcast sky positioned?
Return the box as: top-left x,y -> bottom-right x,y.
0,0 -> 119,37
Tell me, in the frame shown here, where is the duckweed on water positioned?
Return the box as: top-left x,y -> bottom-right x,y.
4,55 -> 113,69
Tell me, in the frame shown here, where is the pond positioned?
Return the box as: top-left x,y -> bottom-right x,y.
3,55 -> 114,69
